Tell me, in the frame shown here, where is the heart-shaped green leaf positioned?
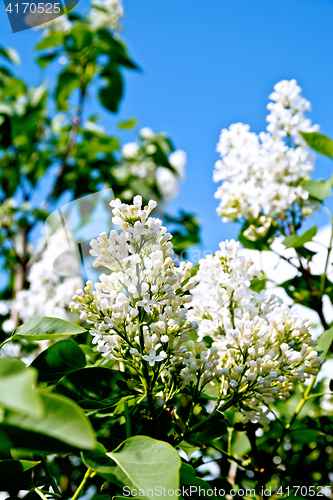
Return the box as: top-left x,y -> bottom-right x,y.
106,436 -> 181,500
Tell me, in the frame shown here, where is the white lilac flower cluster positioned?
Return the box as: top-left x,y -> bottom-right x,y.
214,80 -> 319,241
14,231 -> 83,323
36,0 -> 123,35
89,0 -> 124,31
70,196 -> 224,394
188,239 -> 324,423
121,128 -> 187,203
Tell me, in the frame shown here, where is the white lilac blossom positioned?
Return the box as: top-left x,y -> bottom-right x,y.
214,80 -> 319,241
266,79 -> 318,145
121,142 -> 140,160
14,231 -> 83,323
70,196 -> 198,366
35,0 -> 123,35
188,239 -> 324,423
156,149 -> 187,202
88,0 -> 124,31
33,14 -> 72,34
121,129 -> 187,203
70,196 -> 227,396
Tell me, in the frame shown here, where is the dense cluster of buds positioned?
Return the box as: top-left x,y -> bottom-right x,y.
71,200 -> 323,420
213,80 -> 319,241
188,240 -> 324,422
70,196 -> 208,394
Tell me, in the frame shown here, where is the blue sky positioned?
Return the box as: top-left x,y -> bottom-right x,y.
1,0 -> 333,256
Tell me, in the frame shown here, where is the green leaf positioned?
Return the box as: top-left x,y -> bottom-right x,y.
36,52 -> 58,68
30,339 -> 86,383
0,460 -> 40,484
11,317 -> 86,341
300,179 -> 331,201
82,442 -> 116,473
0,467 -> 33,490
97,30 -> 139,70
99,65 -> 123,113
0,47 -> 20,65
55,70 -> 81,111
177,441 -> 200,460
231,431 -> 251,457
66,25 -> 93,52
301,131 -> 333,158
191,414 -> 228,444
250,272 -> 267,292
0,359 -> 44,418
117,118 -> 137,129
55,366 -> 128,409
282,226 -> 317,249
294,246 -> 316,261
2,391 -> 96,452
106,436 -> 181,500
278,274 -> 333,310
0,428 -> 13,454
179,463 -> 219,500
315,326 -> 333,358
35,32 -> 64,50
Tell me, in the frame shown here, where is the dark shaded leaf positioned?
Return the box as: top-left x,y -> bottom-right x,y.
55,366 -> 130,409
31,339 -> 86,383
0,47 -> 20,65
180,463 -> 219,500
99,65 -> 123,113
36,52 -> 58,68
82,442 -> 116,473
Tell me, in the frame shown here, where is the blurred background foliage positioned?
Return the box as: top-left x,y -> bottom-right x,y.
0,5 -> 200,336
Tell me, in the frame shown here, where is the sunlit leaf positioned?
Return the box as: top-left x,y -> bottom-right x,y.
12,317 -> 86,341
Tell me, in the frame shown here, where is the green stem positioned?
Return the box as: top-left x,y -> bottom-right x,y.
0,337 -> 11,349
306,392 -> 331,400
124,400 -> 131,438
72,468 -> 91,500
137,320 -> 160,434
173,396 -> 236,446
42,457 -> 61,496
34,489 -> 49,500
287,376 -> 316,430
210,442 -> 245,468
320,205 -> 333,295
227,427 -> 233,456
273,375 -> 317,455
